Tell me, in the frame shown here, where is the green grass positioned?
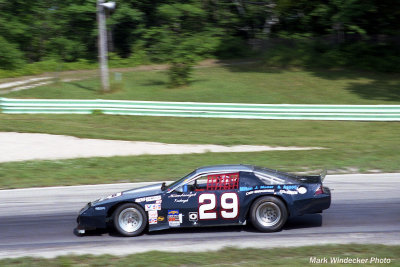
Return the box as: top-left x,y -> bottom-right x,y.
0,245 -> 398,266
0,59 -> 97,79
1,65 -> 399,188
5,64 -> 400,104
0,114 -> 399,189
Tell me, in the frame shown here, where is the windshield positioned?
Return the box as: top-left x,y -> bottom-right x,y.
166,170 -> 196,190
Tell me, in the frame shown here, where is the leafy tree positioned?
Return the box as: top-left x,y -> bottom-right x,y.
146,2 -> 221,87
0,36 -> 25,69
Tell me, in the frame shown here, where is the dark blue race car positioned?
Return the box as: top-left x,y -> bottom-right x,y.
76,165 -> 331,236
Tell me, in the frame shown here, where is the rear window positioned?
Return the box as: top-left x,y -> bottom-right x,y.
254,171 -> 292,185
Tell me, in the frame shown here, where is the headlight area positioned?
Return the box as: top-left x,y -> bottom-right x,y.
79,202 -> 91,215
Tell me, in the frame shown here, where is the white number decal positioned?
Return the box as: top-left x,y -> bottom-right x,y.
199,193 -> 217,219
221,193 -> 239,219
199,193 -> 239,220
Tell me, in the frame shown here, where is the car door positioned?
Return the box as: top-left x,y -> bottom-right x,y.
163,172 -> 241,228
162,181 -> 200,228
196,172 -> 240,227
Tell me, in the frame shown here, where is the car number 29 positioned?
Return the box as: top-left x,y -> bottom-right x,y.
199,193 -> 239,220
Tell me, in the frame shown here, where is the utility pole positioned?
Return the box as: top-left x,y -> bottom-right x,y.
97,0 -> 115,92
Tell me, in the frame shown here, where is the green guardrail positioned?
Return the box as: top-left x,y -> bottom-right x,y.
1,97 -> 400,121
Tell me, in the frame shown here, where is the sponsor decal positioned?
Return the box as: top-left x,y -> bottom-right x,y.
109,192 -> 122,198
260,185 -> 274,189
94,206 -> 105,211
148,210 -> 158,224
99,192 -> 122,202
146,195 -> 161,202
245,189 -> 274,196
135,197 -> 145,203
278,190 -> 298,195
189,212 -> 198,221
168,210 -> 179,215
239,186 -> 253,192
283,185 -> 298,190
168,192 -> 197,198
174,199 -> 189,204
169,192 -> 197,204
145,203 -> 161,211
157,216 -> 165,222
168,210 -> 181,227
149,218 -> 157,225
254,189 -> 274,194
148,210 -> 158,218
137,196 -> 163,203
297,186 -> 307,194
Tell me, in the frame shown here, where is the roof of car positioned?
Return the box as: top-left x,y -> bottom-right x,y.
193,164 -> 299,181
195,164 -> 255,174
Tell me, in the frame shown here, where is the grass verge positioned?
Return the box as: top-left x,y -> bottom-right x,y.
0,245 -> 398,266
4,64 -> 400,104
0,115 -> 399,189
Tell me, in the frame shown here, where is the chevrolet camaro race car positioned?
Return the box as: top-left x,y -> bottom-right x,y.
76,165 -> 331,236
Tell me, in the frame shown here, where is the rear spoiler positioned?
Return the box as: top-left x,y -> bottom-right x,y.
295,169 -> 327,184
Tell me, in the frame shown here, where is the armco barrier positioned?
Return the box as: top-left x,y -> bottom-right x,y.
1,97 -> 400,121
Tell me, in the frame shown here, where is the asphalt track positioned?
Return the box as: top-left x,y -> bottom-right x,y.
0,173 -> 399,259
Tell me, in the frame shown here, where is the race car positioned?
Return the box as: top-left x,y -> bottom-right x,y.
76,165 -> 331,236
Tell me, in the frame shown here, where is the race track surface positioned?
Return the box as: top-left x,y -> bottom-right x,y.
0,173 -> 399,259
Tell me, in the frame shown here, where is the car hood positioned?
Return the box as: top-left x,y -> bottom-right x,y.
123,183 -> 164,197
92,183 -> 164,205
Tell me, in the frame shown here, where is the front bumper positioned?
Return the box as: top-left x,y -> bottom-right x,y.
76,203 -> 108,231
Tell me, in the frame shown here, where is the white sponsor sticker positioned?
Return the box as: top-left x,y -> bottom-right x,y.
279,190 -> 298,195
148,210 -> 158,218
145,203 -> 161,211
297,187 -> 307,194
169,221 -> 180,227
146,195 -> 161,202
189,212 -> 198,221
135,197 -> 145,203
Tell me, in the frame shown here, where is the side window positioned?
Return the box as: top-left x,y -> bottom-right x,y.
182,176 -> 208,192
177,173 -> 239,192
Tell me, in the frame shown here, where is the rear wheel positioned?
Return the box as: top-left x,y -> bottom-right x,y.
113,203 -> 147,237
250,196 -> 288,232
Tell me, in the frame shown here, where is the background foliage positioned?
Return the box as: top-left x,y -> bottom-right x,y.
0,0 -> 399,75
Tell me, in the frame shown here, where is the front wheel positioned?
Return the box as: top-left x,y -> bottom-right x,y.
250,196 -> 288,232
113,203 -> 147,237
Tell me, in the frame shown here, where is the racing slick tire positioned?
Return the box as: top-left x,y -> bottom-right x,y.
113,203 -> 147,237
250,196 -> 288,232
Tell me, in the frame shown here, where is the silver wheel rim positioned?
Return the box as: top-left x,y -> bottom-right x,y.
118,207 -> 143,233
256,202 -> 281,227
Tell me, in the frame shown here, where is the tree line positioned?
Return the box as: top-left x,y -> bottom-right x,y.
0,0 -> 399,83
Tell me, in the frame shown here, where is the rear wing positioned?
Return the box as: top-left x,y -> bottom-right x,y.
295,169 -> 327,184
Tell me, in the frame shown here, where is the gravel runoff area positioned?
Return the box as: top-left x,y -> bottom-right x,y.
0,132 -> 325,163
